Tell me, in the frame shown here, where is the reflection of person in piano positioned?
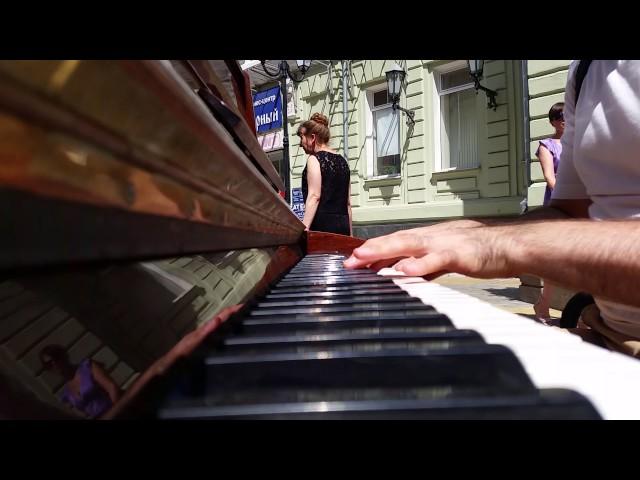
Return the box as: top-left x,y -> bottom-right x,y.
102,304 -> 243,419
346,60 -> 640,359
40,345 -> 121,419
298,113 -> 352,236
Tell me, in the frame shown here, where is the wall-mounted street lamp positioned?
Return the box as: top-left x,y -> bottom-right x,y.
467,60 -> 498,111
260,60 -> 313,203
385,63 -> 416,127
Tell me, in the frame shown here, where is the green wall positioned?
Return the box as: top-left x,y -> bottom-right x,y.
526,60 -> 571,207
289,60 -> 526,229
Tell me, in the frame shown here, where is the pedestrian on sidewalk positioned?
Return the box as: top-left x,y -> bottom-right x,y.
533,102 -> 565,323
298,113 -> 352,236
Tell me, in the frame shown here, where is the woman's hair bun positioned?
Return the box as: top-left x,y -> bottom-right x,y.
310,112 -> 329,127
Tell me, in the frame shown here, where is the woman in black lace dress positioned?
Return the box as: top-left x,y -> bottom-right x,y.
297,113 -> 352,236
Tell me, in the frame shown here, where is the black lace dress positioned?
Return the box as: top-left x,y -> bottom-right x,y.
301,151 -> 351,235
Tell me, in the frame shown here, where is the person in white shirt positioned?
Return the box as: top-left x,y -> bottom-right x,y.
344,60 -> 640,358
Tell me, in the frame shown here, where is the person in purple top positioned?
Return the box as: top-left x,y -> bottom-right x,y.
533,102 -> 565,322
537,102 -> 565,206
40,344 -> 121,419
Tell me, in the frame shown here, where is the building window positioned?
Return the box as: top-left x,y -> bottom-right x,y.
435,62 -> 479,170
366,87 -> 401,178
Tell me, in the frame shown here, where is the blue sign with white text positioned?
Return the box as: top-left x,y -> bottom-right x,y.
253,86 -> 283,134
291,187 -> 305,221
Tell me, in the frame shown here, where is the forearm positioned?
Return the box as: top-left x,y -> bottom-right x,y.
302,196 -> 320,229
502,220 -> 640,307
346,201 -> 594,277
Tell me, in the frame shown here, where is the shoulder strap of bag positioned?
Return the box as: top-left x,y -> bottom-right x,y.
574,60 -> 593,107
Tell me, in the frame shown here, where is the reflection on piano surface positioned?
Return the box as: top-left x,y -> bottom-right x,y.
2,60 -> 640,419
0,247 -> 284,418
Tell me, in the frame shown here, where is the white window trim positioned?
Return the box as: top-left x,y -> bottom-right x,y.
432,60 -> 478,172
365,84 -> 402,180
439,83 -> 475,96
367,173 -> 403,181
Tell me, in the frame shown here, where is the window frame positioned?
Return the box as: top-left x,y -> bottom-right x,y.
432,60 -> 481,172
365,84 -> 402,180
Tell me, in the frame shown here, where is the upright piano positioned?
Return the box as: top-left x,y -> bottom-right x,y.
2,60 -> 640,420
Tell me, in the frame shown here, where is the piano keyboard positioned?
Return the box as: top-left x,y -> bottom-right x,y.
155,254 -> 640,419
391,270 -> 640,420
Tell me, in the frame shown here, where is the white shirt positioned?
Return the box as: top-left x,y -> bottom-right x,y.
552,60 -> 640,337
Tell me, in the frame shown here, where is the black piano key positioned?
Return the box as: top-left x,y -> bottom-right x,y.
279,271 -> 386,279
249,301 -> 431,317
283,269 -> 379,278
217,330 -> 486,355
290,260 -> 361,265
288,266 -> 353,272
245,308 -> 443,322
237,326 -> 465,339
283,274 -> 378,281
256,293 -> 419,308
203,322 -> 468,356
294,263 -> 348,266
276,276 -> 394,287
239,313 -> 453,335
157,389 -> 601,420
201,345 -> 536,392
248,309 -> 443,322
287,261 -> 371,269
265,287 -> 405,300
224,328 -> 484,347
268,283 -> 406,295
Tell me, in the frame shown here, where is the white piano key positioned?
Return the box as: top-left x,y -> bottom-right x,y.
377,268 -> 640,420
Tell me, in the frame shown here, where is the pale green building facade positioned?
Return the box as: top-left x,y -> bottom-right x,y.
278,60 -> 572,238
526,60 -> 571,206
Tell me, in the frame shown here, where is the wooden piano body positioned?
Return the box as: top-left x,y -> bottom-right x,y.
2,61 -> 640,419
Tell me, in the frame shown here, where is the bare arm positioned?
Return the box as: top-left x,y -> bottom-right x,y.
347,218 -> 640,308
537,145 -> 556,190
509,220 -> 640,306
91,362 -> 121,404
302,155 -> 321,230
346,199 -> 591,270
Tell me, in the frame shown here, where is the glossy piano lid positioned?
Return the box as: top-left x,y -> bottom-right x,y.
171,60 -> 286,193
0,244 -> 302,419
0,60 -> 302,268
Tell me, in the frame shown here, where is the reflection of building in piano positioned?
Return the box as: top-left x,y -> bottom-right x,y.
0,248 -> 276,418
150,249 -> 276,328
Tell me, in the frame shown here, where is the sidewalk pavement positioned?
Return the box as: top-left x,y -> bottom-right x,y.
432,273 -> 562,322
